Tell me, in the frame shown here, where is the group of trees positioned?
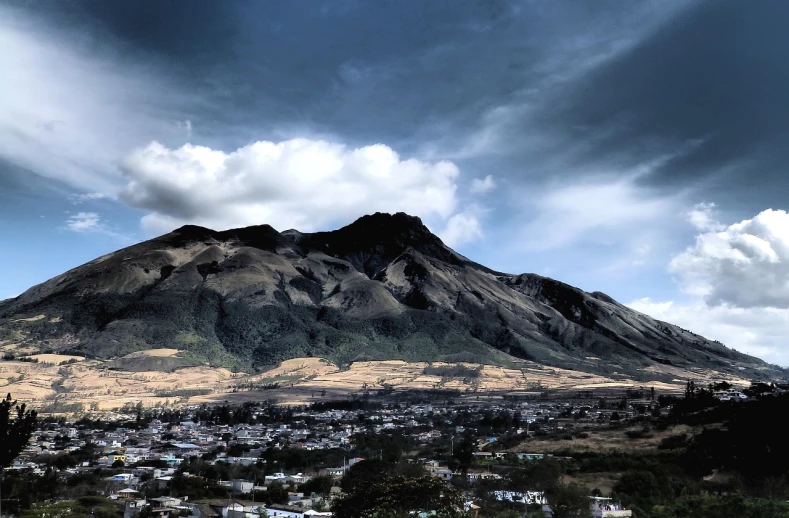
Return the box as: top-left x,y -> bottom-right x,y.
333,460 -> 463,518
332,456 -> 595,518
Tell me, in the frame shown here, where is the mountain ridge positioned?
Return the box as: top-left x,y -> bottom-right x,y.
0,212 -> 780,382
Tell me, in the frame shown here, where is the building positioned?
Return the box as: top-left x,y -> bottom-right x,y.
713,388 -> 748,401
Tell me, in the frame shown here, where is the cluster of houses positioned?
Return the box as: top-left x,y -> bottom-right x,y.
8,398 -> 648,517
122,496 -> 335,518
712,388 -> 749,401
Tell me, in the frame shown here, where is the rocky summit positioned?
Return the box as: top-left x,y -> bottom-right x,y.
0,212 -> 779,381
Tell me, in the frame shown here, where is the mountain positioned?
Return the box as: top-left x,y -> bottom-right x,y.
0,212 -> 778,381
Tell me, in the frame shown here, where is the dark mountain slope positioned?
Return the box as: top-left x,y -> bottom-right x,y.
0,212 -> 778,380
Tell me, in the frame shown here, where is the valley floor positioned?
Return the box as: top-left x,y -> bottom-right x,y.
0,349 -> 753,411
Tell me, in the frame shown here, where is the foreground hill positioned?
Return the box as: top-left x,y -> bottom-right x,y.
0,212 -> 779,381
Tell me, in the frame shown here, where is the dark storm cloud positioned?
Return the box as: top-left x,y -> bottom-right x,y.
529,0 -> 789,206
20,0 -> 784,229
33,0 -> 676,153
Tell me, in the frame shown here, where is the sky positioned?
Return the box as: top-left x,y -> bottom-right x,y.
3,0 -> 789,364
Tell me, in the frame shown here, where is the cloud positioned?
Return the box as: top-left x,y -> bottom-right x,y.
630,207 -> 789,366
176,119 -> 193,139
670,209 -> 789,308
64,211 -> 130,243
118,139 -> 485,241
0,4 -> 184,193
440,207 -> 484,247
685,202 -> 724,232
68,192 -> 110,204
65,212 -> 103,232
470,175 -> 496,194
629,297 -> 788,366
519,176 -> 679,251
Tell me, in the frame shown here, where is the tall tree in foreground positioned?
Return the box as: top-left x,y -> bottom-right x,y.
333,475 -> 464,518
0,394 -> 37,517
547,483 -> 592,518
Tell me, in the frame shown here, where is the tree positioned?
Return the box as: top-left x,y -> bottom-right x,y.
649,493 -> 789,518
112,459 -> 125,468
0,394 -> 37,518
507,458 -> 562,493
341,460 -> 426,494
300,475 -> 334,497
453,435 -> 475,476
19,495 -> 119,518
333,475 -> 463,518
547,483 -> 591,518
0,394 -> 37,469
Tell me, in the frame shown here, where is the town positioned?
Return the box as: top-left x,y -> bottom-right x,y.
8,380 -> 781,518
6,388 -> 668,518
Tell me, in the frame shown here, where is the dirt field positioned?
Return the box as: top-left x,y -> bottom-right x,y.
0,352 -> 734,412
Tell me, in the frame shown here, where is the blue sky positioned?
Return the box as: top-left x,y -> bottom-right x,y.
3,0 -> 789,364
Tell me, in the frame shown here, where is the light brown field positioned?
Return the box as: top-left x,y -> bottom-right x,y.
13,315 -> 46,323
0,352 -> 738,412
640,363 -> 752,387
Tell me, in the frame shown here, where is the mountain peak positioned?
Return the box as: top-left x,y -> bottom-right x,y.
302,212 -> 451,278
341,212 -> 432,239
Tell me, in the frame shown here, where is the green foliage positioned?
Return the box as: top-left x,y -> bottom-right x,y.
0,393 -> 37,468
299,475 -> 334,497
613,470 -> 679,511
169,473 -> 230,501
649,493 -> 789,518
681,393 -> 789,479
37,400 -> 84,413
423,364 -> 483,379
546,483 -> 592,518
453,434 -> 476,475
19,496 -> 121,518
152,388 -> 213,398
333,475 -> 463,518
341,460 -> 428,494
658,433 -> 688,450
351,431 -> 416,463
507,457 -> 563,492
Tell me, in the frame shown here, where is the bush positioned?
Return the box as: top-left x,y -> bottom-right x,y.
625,428 -> 653,440
658,434 -> 688,450
422,364 -> 483,379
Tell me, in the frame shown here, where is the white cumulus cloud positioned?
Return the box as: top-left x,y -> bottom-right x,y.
670,208 -> 789,308
685,202 -> 725,232
470,175 -> 496,194
441,207 -> 485,247
119,139 -> 484,245
630,207 -> 789,366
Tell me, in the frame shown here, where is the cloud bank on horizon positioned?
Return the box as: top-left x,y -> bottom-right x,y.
4,0 -> 789,364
